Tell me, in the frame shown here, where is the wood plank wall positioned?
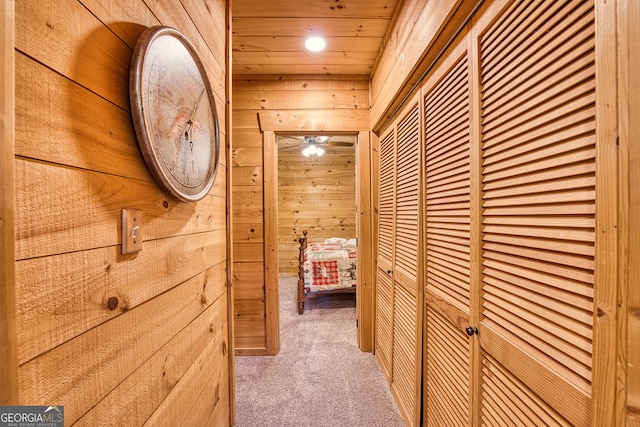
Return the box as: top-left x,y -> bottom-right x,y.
12,0 -> 232,424
1,0 -> 18,406
622,0 -> 639,423
278,147 -> 356,275
232,75 -> 368,354
370,0 -> 481,130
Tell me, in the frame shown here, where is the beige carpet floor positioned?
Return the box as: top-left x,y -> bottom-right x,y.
234,276 -> 406,427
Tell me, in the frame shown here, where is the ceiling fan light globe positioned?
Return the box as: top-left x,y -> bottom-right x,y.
316,147 -> 325,156
302,147 -> 311,157
308,144 -> 318,155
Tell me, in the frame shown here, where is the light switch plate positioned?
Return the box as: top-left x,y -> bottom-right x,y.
122,209 -> 143,254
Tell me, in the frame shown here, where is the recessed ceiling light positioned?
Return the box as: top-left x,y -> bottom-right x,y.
305,36 -> 326,52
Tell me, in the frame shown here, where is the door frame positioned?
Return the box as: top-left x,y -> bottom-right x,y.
258,111 -> 374,352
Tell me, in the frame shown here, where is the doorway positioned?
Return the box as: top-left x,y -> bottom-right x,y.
276,134 -> 358,276
259,123 -> 375,354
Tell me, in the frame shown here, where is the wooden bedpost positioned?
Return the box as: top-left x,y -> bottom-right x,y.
297,230 -> 308,314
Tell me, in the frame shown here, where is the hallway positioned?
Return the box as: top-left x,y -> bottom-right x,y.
234,276 -> 404,426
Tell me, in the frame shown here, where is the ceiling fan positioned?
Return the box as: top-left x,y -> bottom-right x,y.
301,136 -> 328,157
278,135 -> 356,156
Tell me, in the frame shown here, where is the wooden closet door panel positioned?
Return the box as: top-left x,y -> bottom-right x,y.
478,0 -> 596,425
392,101 -> 422,426
376,130 -> 396,379
423,52 -> 473,426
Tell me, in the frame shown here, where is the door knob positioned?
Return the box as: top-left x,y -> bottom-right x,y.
465,326 -> 478,336
386,269 -> 392,275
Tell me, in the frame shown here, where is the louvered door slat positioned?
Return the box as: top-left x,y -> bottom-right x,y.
483,222 -> 593,243
426,101 -> 469,146
485,250 -> 593,283
427,179 -> 470,198
485,284 -> 591,345
483,118 -> 595,161
483,203 -> 594,218
427,168 -> 470,192
483,241 -> 594,270
479,0 -> 595,424
426,129 -> 470,169
483,162 -> 595,192
483,7 -> 594,107
481,0 -> 587,81
426,228 -> 468,244
483,264 -> 593,307
484,374 -> 542,426
482,2 -> 595,106
426,54 -> 468,108
425,268 -> 470,311
483,274 -> 592,324
481,0 -> 555,67
484,175 -> 595,200
484,67 -> 595,136
483,301 -> 592,379
427,247 -> 470,275
483,104 -> 595,159
428,240 -> 470,260
480,0 -> 534,62
426,260 -> 470,291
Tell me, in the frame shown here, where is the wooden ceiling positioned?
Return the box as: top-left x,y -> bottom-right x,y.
231,0 -> 402,75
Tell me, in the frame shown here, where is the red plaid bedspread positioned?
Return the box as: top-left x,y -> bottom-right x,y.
311,260 -> 340,286
303,245 -> 356,293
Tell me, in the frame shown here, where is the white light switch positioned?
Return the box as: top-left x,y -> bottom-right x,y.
122,209 -> 143,254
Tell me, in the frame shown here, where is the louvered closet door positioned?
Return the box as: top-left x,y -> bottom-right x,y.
478,0 -> 596,425
423,53 -> 473,426
392,99 -> 422,427
376,129 -> 396,381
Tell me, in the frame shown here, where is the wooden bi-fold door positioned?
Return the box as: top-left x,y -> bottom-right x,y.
376,94 -> 423,427
422,46 -> 476,426
476,0 -> 598,425
418,0 -> 608,425
376,123 -> 396,383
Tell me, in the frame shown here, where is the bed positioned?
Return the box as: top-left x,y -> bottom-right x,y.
297,230 -> 357,314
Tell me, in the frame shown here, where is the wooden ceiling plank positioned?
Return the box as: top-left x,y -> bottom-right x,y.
232,17 -> 391,37
233,35 -> 383,52
232,0 -> 397,19
233,51 -> 378,65
234,63 -> 374,75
